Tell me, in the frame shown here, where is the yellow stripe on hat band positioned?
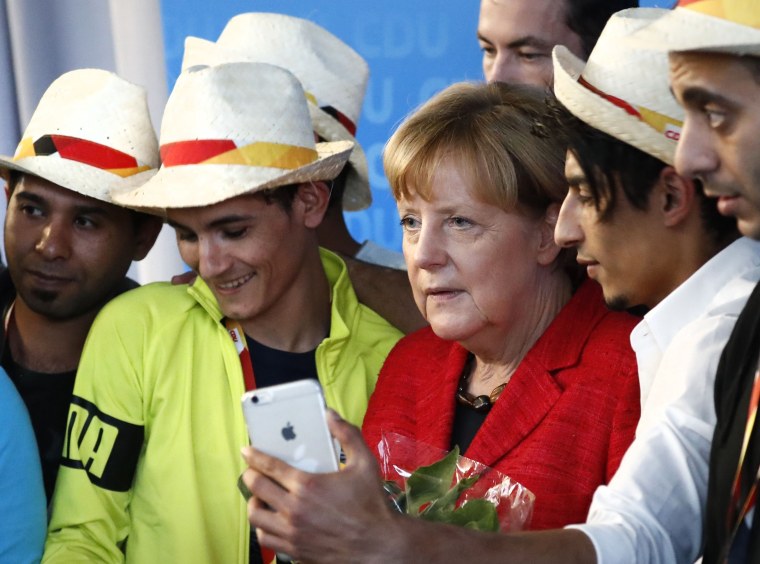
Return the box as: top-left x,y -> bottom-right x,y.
202,141 -> 318,169
638,107 -> 683,138
14,137 -> 35,160
304,91 -> 318,106
682,0 -> 760,28
109,165 -> 153,178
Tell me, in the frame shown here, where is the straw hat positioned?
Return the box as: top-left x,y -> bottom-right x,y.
553,8 -> 684,165
0,68 -> 158,203
181,12 -> 371,211
113,62 -> 354,211
628,0 -> 760,57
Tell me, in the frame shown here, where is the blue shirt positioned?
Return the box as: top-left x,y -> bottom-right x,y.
0,367 -> 46,563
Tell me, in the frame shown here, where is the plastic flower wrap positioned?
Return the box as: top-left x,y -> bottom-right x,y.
377,432 -> 534,532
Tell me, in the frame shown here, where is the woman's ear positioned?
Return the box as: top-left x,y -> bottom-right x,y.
658,166 -> 695,228
296,181 -> 331,229
537,202 -> 563,266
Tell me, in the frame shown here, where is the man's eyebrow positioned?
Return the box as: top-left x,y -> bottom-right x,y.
208,214 -> 252,229
72,205 -> 110,217
565,174 -> 587,187
675,85 -> 733,109
14,190 -> 45,205
166,219 -> 187,231
168,214 -> 253,232
507,35 -> 554,50
476,32 -> 553,51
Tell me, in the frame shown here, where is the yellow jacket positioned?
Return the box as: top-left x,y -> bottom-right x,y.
43,249 -> 401,563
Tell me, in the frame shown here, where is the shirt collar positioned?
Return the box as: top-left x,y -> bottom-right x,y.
634,237 -> 760,355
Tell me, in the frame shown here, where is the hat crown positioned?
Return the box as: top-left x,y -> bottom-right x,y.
678,0 -> 760,29
162,62 -> 314,151
178,12 -> 373,212
113,61 -> 355,211
553,8 -> 682,165
581,8 -> 683,125
0,68 -> 159,203
182,13 -> 368,126
20,69 -> 158,169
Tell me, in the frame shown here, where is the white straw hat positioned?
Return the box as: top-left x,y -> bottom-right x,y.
553,8 -> 684,165
0,68 -> 158,203
181,12 -> 371,211
628,0 -> 760,57
113,62 -> 354,211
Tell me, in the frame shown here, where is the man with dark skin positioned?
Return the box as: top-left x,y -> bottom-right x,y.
0,69 -> 162,503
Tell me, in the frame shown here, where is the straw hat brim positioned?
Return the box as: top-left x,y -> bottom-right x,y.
553,46 -> 676,165
113,139 -> 354,211
628,7 -> 760,57
308,104 -> 370,211
0,154 -> 157,203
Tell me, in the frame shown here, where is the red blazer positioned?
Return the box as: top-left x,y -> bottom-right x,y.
362,280 -> 640,530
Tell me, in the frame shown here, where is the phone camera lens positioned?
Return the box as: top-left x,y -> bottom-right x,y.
251,395 -> 259,404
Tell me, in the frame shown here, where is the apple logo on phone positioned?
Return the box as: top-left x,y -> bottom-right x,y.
281,422 -> 296,441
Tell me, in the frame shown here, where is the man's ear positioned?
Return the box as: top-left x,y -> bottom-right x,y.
296,181 -> 331,229
658,166 -> 696,228
537,202 -> 563,266
131,215 -> 164,261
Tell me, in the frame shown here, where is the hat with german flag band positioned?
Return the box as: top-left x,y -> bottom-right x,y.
628,0 -> 760,57
553,8 -> 683,165
181,13 -> 371,212
0,68 -> 159,203
113,62 -> 354,211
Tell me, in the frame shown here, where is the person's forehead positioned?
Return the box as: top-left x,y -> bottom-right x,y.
167,193 -> 274,227
668,51 -> 760,100
15,174 -> 111,209
668,50 -> 731,75
478,0 -> 572,43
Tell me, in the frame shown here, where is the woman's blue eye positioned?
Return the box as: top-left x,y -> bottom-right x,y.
450,216 -> 472,228
400,216 -> 420,229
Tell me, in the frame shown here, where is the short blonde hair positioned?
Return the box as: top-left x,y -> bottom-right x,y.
384,82 -> 566,218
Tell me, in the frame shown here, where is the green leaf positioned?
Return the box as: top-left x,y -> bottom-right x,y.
399,446 -> 501,533
405,445 -> 460,515
446,499 -> 500,532
420,474 -> 480,519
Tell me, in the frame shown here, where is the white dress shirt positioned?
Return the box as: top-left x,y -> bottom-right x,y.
569,237 -> 760,564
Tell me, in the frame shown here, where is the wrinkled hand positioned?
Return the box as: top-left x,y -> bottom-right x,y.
240,411 -> 399,563
170,270 -> 197,285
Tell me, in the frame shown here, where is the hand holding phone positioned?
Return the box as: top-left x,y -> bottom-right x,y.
242,380 -> 340,563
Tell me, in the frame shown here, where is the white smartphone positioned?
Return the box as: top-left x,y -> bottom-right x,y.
241,379 -> 339,473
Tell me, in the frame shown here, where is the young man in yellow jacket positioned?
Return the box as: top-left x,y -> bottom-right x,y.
43,62 -> 401,564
